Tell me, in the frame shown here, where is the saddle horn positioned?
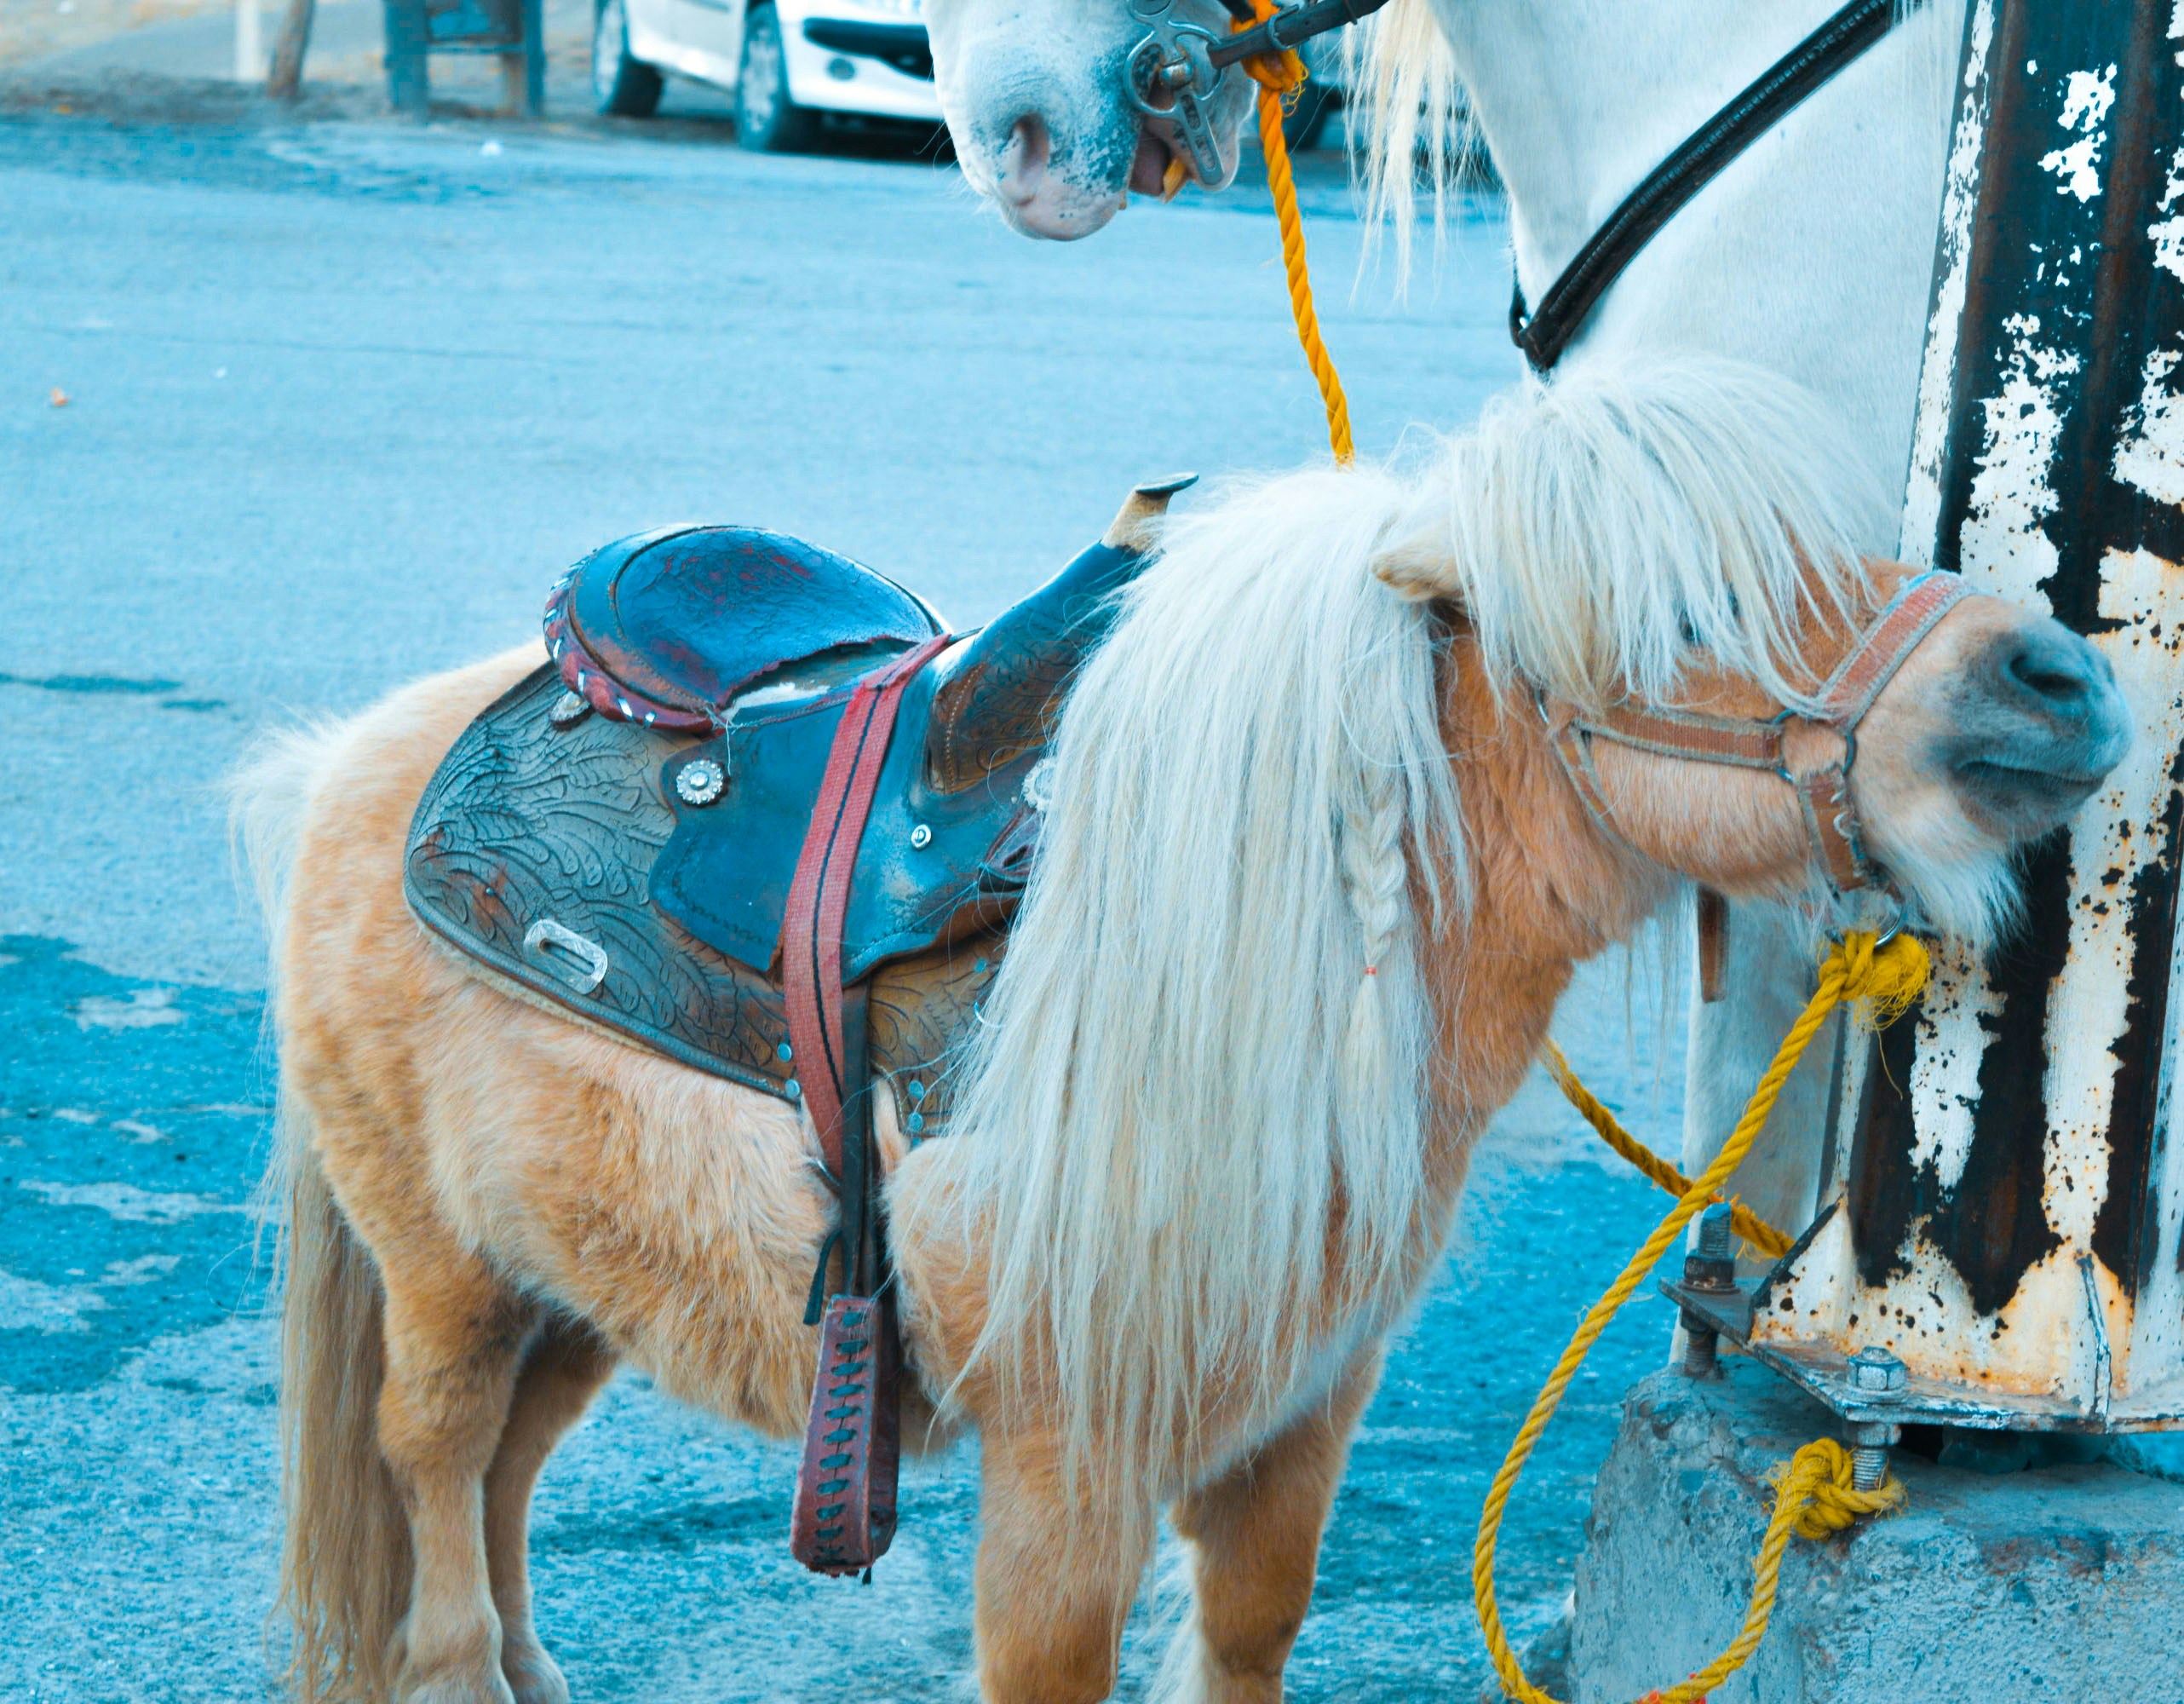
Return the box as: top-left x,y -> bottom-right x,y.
924,474 -> 1196,795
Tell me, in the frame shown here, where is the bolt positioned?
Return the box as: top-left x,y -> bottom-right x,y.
1848,1419 -> 1900,1492
1682,1204 -> 1737,1295
1848,1345 -> 1908,1397
1680,1310 -> 1720,1379
1698,1203 -> 1733,1260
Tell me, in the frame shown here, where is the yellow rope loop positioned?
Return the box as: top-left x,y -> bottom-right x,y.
1539,1041 -> 1793,1261
1474,931 -> 1928,1704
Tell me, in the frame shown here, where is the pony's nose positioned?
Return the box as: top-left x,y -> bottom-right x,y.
997,112 -> 1051,206
1999,622 -> 2114,721
1952,619 -> 2129,836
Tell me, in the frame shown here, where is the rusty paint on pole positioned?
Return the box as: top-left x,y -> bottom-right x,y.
1751,0 -> 2184,1428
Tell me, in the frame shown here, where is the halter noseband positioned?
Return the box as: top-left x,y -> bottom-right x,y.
1537,570 -> 1970,895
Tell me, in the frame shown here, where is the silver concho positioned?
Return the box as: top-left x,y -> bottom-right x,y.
548,690 -> 591,729
675,757 -> 727,806
1022,756 -> 1057,813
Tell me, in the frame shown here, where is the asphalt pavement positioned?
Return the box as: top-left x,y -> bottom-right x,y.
0,94 -> 1696,1701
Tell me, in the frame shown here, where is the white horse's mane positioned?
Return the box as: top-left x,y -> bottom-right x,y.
894,355 -> 1877,1509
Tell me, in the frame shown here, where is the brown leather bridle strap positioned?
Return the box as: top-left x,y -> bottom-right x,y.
1543,571 -> 1970,895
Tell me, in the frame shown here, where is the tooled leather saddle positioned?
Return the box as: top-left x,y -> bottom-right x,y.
404,475 -> 1191,1577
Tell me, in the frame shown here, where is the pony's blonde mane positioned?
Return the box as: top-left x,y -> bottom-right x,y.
902,356 -> 1873,1509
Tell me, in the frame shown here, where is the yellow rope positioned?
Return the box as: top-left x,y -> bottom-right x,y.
1233,3 -> 1355,463
1474,931 -> 1927,1704
1539,1041 -> 1795,1262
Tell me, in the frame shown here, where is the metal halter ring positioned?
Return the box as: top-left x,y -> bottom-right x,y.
1123,0 -> 1230,186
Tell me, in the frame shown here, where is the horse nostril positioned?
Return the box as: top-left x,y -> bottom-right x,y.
999,113 -> 1051,201
2001,625 -> 2106,716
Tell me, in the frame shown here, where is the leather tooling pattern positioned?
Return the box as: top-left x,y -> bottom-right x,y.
404,662 -> 995,1131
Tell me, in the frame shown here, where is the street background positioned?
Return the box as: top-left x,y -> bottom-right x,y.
2,28 -> 1704,1701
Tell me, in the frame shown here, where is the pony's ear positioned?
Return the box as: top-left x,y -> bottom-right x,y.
1372,538 -> 1464,606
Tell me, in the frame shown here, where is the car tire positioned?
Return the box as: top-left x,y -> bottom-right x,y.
593,0 -> 664,118
1280,78 -> 1336,153
736,3 -> 820,153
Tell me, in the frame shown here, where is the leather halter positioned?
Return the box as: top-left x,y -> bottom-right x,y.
1512,0 -> 1923,372
1539,570 -> 1969,895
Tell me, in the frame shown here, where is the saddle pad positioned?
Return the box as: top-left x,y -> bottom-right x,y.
404,661 -> 1001,1135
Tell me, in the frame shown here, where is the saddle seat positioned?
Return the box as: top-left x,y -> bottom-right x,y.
543,525 -> 944,734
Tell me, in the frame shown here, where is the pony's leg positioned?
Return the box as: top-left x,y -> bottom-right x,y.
378,1264 -> 537,1704
485,1318 -> 618,1704
1162,1351 -> 1383,1704
974,1425 -> 1154,1704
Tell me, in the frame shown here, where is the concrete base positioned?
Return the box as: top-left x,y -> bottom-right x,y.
1565,1361 -> 2184,1703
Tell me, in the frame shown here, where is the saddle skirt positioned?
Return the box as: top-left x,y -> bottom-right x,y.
404,477 -> 1190,1134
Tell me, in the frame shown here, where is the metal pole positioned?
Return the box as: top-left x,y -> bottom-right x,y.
1750,0 -> 2184,1430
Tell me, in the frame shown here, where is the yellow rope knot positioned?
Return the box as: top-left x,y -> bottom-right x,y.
1769,1437 -> 1906,1541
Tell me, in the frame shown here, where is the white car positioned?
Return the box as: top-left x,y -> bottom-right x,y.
591,0 -> 941,149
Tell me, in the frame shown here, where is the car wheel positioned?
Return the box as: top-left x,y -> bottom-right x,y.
736,3 -> 820,153
593,0 -> 664,117
1280,78 -> 1336,153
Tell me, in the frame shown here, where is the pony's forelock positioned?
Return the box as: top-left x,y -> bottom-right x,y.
1388,355 -> 1886,711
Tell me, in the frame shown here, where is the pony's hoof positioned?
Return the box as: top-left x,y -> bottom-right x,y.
503,1643 -> 572,1704
396,1671 -> 517,1704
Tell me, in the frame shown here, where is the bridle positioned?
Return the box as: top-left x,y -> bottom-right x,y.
1124,0 -> 1923,371
1537,569 -> 1970,895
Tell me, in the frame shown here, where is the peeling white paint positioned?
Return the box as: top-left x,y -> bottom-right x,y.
2116,348 -> 2184,509
2040,65 -> 2116,204
1901,0 -> 1997,564
1957,313 -> 2076,605
1905,937 -> 2003,1189
2045,550 -> 2184,1262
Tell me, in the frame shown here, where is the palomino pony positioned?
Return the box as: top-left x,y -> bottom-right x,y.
921,0 -> 1969,1230
245,360 -> 2126,1704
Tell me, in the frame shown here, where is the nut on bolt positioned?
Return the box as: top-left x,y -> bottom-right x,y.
1847,1345 -> 1908,1397
1678,1204 -> 1738,1379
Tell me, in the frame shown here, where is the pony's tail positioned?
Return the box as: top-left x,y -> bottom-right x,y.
274,1102 -> 409,1703
232,730 -> 411,1703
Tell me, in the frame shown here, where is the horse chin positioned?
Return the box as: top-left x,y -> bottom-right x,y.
995,176 -> 1130,241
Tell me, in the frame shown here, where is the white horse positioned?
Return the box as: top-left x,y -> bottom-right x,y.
921,0 -> 1967,1230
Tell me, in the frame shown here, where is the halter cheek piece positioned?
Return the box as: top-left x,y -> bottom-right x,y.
1537,570 -> 1972,895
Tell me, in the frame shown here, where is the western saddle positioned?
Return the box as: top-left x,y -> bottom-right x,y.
405,475 -> 1192,1577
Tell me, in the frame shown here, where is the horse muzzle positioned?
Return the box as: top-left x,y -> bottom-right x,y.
1944,619 -> 2130,840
